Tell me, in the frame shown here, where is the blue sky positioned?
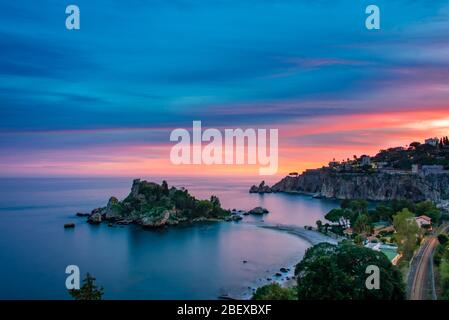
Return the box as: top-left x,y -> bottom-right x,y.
1,1 -> 449,176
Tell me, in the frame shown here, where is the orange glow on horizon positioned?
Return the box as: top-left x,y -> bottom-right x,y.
2,108 -> 449,179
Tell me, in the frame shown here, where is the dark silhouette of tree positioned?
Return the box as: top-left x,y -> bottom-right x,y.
161,180 -> 169,196
252,283 -> 296,300
409,141 -> 421,149
69,273 -> 104,300
295,242 -> 405,300
437,234 -> 449,245
316,220 -> 323,232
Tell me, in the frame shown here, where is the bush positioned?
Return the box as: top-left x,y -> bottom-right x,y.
69,273 -> 104,300
438,234 -> 449,245
252,283 -> 296,300
295,243 -> 405,300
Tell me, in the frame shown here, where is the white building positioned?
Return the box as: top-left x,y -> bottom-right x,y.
415,215 -> 432,228
360,155 -> 371,166
425,137 -> 439,147
375,162 -> 388,169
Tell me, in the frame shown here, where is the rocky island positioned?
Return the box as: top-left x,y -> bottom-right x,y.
251,137 -> 449,202
83,179 -> 234,228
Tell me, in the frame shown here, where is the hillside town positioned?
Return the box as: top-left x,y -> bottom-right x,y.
292,136 -> 449,176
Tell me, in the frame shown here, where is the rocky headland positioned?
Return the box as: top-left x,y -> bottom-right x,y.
251,138 -> 449,201
250,171 -> 449,202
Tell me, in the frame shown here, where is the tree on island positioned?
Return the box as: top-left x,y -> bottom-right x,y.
294,242 -> 405,300
69,273 -> 104,300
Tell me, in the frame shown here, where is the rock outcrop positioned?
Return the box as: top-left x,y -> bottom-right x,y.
248,207 -> 269,215
249,181 -> 272,193
83,179 -> 231,229
250,170 -> 449,202
87,211 -> 102,224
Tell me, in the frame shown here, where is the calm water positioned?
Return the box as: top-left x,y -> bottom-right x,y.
0,177 -> 338,299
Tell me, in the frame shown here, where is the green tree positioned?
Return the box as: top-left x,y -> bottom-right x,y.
194,200 -> 213,217
370,204 -> 394,223
439,259 -> 449,299
161,180 -> 169,196
415,201 -> 441,224
295,243 -> 405,300
353,214 -> 372,234
325,208 -> 352,223
410,142 -> 421,149
316,220 -> 323,232
252,283 -> 297,300
438,234 -> 449,245
210,195 -> 221,209
393,208 -> 421,260
69,273 -> 104,300
391,200 -> 415,215
338,200 -> 369,225
348,199 -> 369,216
354,234 -> 364,246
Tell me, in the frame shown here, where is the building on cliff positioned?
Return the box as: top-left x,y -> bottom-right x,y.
415,215 -> 432,229
425,137 -> 439,147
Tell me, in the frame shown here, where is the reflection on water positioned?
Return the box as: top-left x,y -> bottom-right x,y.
0,177 -> 338,299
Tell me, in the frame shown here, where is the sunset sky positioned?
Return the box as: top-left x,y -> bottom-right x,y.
1,1 -> 449,181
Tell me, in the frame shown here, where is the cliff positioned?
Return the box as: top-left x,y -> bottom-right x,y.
250,171 -> 449,202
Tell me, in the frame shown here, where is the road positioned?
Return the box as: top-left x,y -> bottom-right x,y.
408,224 -> 449,300
408,237 -> 437,300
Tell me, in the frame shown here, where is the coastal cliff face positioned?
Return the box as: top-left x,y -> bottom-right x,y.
271,170 -> 324,193
250,171 -> 449,202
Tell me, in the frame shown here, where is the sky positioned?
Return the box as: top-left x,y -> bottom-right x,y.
1,0 -> 449,181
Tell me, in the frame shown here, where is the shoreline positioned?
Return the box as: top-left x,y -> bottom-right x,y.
257,223 -> 342,246
230,222 -> 341,300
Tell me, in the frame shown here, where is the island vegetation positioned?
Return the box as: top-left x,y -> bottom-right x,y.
83,179 -> 233,228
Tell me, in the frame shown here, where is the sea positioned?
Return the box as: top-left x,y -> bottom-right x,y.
0,176 -> 339,299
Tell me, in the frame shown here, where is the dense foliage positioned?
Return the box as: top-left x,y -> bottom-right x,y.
252,283 -> 297,300
69,273 -> 104,300
434,231 -> 449,300
294,242 -> 405,300
325,199 -> 441,227
392,209 -> 421,259
373,138 -> 449,170
120,180 -> 230,221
